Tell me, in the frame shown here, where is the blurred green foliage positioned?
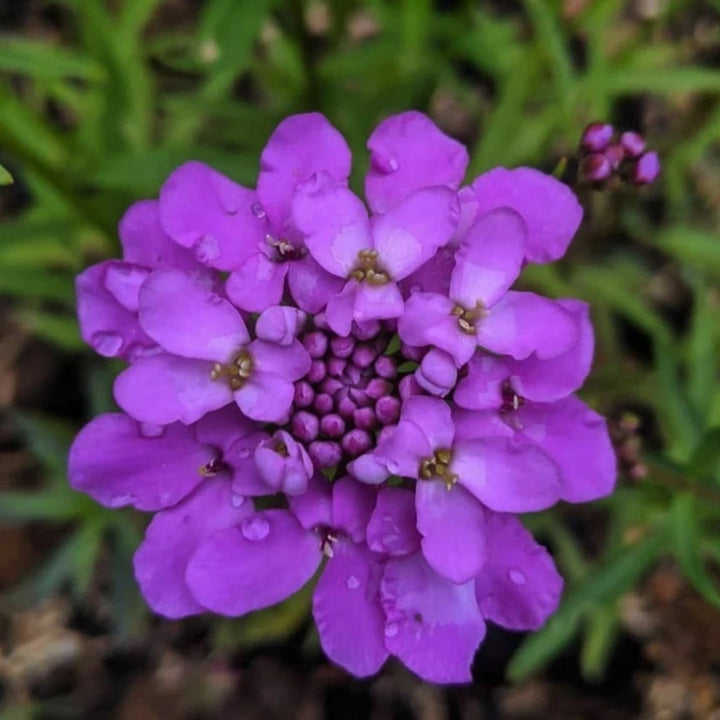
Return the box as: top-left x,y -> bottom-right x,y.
1,0 -> 720,684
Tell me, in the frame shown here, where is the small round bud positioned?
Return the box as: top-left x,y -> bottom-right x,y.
320,413 -> 346,438
352,343 -> 377,368
631,151 -> 660,186
619,131 -> 645,158
374,355 -> 397,379
308,440 -> 342,468
302,331 -> 328,358
307,359 -> 327,383
336,390 -> 357,419
353,406 -> 377,431
294,381 -> 315,408
365,377 -> 392,400
580,122 -> 614,152
376,395 -> 401,425
352,319 -> 381,340
604,142 -> 625,170
313,393 -> 334,415
291,411 -> 319,443
330,336 -> 355,358
326,357 -> 347,378
349,388 -> 371,407
342,428 -> 372,456
579,153 -> 612,184
377,424 -> 397,445
399,374 -> 423,400
416,348 -> 457,397
400,343 -> 424,362
320,377 -> 344,395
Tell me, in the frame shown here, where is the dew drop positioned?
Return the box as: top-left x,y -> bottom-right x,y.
251,201 -> 266,219
241,516 -> 269,541
194,235 -> 220,262
388,157 -> 399,172
508,568 -> 527,585
381,534 -> 400,550
139,422 -> 165,438
345,574 -> 360,591
384,623 -> 399,638
231,493 -> 245,508
92,331 -> 123,357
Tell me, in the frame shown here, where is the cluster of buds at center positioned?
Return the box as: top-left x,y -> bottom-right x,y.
350,249 -> 390,285
578,123 -> 660,187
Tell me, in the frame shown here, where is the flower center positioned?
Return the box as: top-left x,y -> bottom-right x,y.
265,234 -> 306,263
419,448 -> 457,489
210,349 -> 253,390
451,302 -> 489,335
350,249 -> 390,285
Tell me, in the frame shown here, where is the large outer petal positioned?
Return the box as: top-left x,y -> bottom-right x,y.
159,161 -> 266,271
516,396 -> 616,502
365,111 -> 468,213
119,199 -> 201,271
76,261 -> 155,360
186,509 -> 322,615
114,353 -> 232,425
257,113 -> 352,232
400,396 -> 455,451
415,481 -> 487,584
139,270 -> 249,362
371,187 -> 459,280
477,291 -> 578,361
367,487 -> 421,556
450,208 -> 526,308
475,512 -> 563,631
508,298 -> 594,402
226,253 -> 288,313
249,339 -> 311,381
134,478 -> 252,618
353,282 -> 404,323
313,540 -> 389,678
293,173 -> 372,277
193,404 -> 259,453
331,476 -> 376,543
452,437 -> 562,512
453,353 -> 509,411
462,167 -> 582,264
380,553 -> 485,684
287,255 -> 345,314
234,371 -> 295,423
68,413 -> 214,511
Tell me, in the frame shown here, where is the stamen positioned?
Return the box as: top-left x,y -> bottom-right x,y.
209,349 -> 253,390
350,249 -> 390,285
419,448 -> 457,490
452,302 -> 489,334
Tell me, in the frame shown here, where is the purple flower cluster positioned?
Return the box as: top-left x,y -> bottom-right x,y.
579,122 -> 660,186
68,112 -> 617,684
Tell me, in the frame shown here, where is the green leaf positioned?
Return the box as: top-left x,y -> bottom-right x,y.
671,493 -> 720,608
19,310 -> 84,351
656,227 -> 720,279
0,39 -> 106,81
0,164 -> 13,185
580,603 -> 619,681
598,68 -> 720,95
686,280 -> 718,423
0,488 -> 93,523
508,528 -> 666,680
0,268 -> 75,304
13,412 -> 74,479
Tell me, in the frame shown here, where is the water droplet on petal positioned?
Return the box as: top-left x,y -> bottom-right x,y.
388,157 -> 399,172
508,568 -> 527,585
384,622 -> 399,638
236,447 -> 250,459
194,235 -> 219,262
381,534 -> 400,550
345,574 -> 360,591
231,493 -> 245,508
139,423 -> 165,438
251,201 -> 266,219
387,461 -> 399,474
92,332 -> 123,357
241,516 -> 269,541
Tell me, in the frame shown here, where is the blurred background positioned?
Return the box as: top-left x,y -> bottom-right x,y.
1,0 -> 720,718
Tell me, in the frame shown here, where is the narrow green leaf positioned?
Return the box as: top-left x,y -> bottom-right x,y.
0,489 -> 91,523
671,493 -> 720,608
0,39 -> 105,81
13,412 -> 74,479
0,164 -> 13,185
19,310 -> 84,351
508,528 -> 666,680
0,268 -> 75,303
580,603 -> 619,681
598,68 -> 720,95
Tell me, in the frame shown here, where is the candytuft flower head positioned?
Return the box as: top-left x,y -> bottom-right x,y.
69,111 -> 619,684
